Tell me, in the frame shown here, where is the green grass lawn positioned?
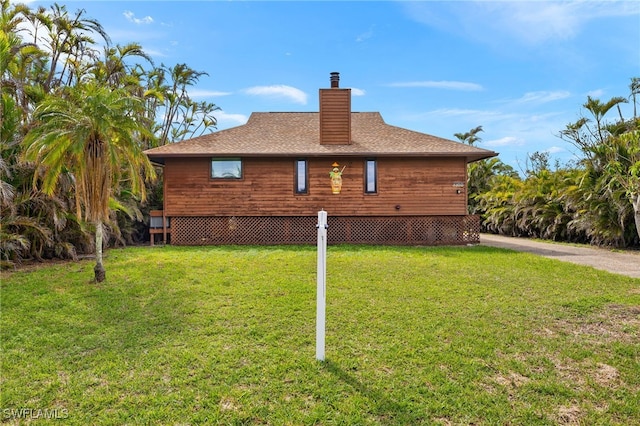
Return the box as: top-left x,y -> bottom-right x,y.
1,245 -> 639,425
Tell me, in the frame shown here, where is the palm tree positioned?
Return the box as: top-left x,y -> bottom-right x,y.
454,125 -> 484,146
155,63 -> 210,145
22,82 -> 156,282
583,95 -> 628,143
91,43 -> 154,89
42,3 -> 110,93
630,77 -> 640,119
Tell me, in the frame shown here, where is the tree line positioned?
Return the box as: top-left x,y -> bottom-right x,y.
460,79 -> 640,248
1,1 -> 218,276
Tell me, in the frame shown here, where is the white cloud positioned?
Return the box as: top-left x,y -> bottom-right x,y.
526,112 -> 566,123
216,111 -> 248,127
497,1 -> 639,44
389,81 -> 483,91
124,11 -> 154,25
492,2 -> 583,44
142,48 -> 168,58
356,26 -> 374,42
351,88 -> 366,96
404,1 -> 640,46
485,136 -> 524,148
427,108 -> 482,117
189,90 -> 233,98
425,108 -> 505,121
546,146 -> 565,154
243,85 -> 308,105
105,28 -> 158,44
514,91 -> 571,104
586,89 -> 605,98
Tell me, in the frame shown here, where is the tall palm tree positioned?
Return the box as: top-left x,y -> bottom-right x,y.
22,82 -> 156,282
156,63 -> 209,145
630,77 -> 640,120
42,3 -> 110,93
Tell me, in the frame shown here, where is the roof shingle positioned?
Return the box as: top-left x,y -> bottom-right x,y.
144,112 -> 497,163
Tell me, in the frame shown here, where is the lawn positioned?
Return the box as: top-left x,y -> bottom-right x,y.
1,245 -> 639,425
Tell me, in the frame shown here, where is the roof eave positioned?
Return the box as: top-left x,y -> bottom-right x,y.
466,151 -> 499,163
146,150 -> 498,162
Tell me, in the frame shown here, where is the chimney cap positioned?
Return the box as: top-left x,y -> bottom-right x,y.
330,72 -> 340,88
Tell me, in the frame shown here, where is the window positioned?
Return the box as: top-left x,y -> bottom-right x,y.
295,159 -> 308,194
211,158 -> 242,179
365,159 -> 377,193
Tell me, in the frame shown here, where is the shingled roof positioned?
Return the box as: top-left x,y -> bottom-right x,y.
144,111 -> 497,164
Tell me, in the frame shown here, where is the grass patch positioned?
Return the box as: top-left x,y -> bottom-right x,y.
1,245 -> 639,424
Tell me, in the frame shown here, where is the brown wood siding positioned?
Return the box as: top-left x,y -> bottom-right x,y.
319,89 -> 351,145
163,157 -> 468,217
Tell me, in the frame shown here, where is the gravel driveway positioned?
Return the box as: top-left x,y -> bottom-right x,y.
480,234 -> 640,279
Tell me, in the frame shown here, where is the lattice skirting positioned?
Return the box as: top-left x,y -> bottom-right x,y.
170,215 -> 480,246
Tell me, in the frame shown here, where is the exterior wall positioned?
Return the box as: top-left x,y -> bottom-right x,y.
162,156 -> 468,217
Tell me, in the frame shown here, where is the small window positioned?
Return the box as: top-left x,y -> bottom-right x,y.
295,159 -> 308,194
211,158 -> 242,179
365,159 -> 377,193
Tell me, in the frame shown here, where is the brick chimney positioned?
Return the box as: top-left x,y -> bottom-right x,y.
319,72 -> 351,145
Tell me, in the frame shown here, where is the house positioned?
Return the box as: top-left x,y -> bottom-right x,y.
144,72 -> 497,246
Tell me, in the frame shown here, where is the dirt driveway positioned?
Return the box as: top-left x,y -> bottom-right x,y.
480,234 -> 640,279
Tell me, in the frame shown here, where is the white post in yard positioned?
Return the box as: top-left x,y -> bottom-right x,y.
316,210 -> 328,361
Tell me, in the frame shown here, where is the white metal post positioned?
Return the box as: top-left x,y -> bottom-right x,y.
316,210 -> 328,361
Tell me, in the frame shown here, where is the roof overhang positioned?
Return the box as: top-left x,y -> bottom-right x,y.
145,150 -> 498,165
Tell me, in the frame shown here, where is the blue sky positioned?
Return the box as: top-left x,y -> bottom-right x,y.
24,1 -> 640,171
